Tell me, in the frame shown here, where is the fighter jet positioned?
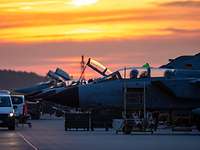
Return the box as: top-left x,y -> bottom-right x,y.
40,55 -> 200,108
15,53 -> 200,129
14,68 -> 71,99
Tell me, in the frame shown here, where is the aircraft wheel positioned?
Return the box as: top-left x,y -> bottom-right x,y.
8,124 -> 15,131
196,125 -> 200,131
123,125 -> 132,135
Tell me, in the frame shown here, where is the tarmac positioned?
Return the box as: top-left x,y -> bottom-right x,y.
1,115 -> 200,150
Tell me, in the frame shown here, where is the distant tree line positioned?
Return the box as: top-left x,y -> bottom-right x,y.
0,69 -> 46,90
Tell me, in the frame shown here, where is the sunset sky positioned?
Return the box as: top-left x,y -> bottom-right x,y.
0,0 -> 200,79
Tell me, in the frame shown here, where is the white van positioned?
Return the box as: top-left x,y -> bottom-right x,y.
11,95 -> 25,118
0,94 -> 15,130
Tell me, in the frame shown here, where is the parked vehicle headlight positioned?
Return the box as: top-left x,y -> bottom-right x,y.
9,112 -> 14,117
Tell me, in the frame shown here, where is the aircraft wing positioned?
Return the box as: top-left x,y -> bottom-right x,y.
14,81 -> 53,95
31,87 -> 66,100
190,79 -> 200,86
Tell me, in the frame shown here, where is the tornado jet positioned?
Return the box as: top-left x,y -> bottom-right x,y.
14,68 -> 71,100
39,54 -> 200,109
15,53 -> 200,129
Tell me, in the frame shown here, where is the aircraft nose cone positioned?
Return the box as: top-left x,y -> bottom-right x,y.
44,86 -> 80,107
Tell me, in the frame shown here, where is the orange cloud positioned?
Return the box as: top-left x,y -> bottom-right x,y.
0,4 -> 200,43
158,0 -> 200,7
